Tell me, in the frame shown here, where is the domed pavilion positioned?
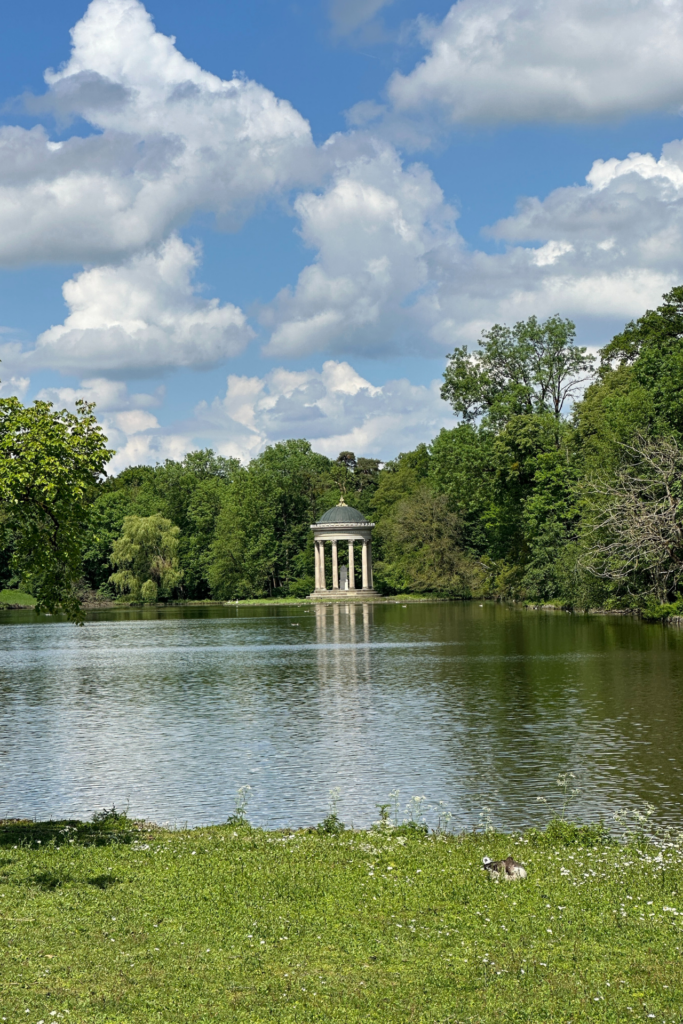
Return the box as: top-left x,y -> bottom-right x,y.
309,498 -> 377,597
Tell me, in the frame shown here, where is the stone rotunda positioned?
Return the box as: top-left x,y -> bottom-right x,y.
309,498 -> 378,598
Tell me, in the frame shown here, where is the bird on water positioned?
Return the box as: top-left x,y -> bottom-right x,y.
482,855 -> 527,881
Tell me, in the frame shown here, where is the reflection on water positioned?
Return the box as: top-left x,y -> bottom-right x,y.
0,601 -> 682,830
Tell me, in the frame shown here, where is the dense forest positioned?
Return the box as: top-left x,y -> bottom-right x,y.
4,287 -> 683,616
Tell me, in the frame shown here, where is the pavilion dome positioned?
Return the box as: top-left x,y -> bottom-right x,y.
316,500 -> 369,524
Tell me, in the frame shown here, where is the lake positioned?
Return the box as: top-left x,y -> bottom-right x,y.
1,601 -> 682,831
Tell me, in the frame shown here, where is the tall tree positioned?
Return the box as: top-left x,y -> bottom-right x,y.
0,396 -> 112,621
208,440 -> 331,598
109,514 -> 183,602
82,450 -> 237,598
441,315 -> 594,425
596,285 -> 683,435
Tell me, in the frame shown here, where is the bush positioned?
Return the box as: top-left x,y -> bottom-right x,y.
526,817 -> 613,847
315,812 -> 346,835
140,579 -> 158,603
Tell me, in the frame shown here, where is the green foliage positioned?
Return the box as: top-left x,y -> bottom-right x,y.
109,513 -> 183,600
140,578 -> 158,603
6,287 -> 681,616
0,810 -> 140,848
441,314 -> 594,425
429,291 -> 683,609
526,817 -> 613,848
0,395 -> 112,621
0,588 -> 37,607
599,284 -> 683,434
208,440 -> 331,598
315,812 -> 346,834
374,485 -> 484,596
83,450 -> 237,598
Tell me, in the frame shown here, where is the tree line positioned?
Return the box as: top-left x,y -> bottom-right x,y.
3,287 -> 683,620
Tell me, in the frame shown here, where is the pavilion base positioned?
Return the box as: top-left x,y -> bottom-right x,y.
308,588 -> 380,600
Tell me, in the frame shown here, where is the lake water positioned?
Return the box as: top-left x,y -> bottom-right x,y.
1,601 -> 682,832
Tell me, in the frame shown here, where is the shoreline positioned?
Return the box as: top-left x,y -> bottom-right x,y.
1,815 -> 679,1022
2,592 -> 682,625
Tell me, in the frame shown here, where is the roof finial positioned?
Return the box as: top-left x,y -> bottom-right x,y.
337,493 -> 347,506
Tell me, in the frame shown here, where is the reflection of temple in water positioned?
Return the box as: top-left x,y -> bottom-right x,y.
314,602 -> 373,690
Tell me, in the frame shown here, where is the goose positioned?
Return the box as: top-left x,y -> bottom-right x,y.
482,855 -> 527,881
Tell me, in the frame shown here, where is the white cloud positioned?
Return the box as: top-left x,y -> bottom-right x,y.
36,376 -> 163,412
0,375 -> 30,399
491,141 -> 683,249
329,0 -> 394,35
35,375 -> 189,474
194,359 -> 452,462
105,431 -> 193,474
390,0 -> 683,123
262,140 -> 459,358
0,0 -> 315,267
3,0 -> 683,394
451,140 -> 683,334
262,134 -> 683,356
33,235 -> 253,373
32,360 -> 454,471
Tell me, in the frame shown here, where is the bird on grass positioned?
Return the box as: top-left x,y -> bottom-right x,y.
482,855 -> 527,881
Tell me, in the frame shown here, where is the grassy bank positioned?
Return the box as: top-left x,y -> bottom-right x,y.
80,595 -> 445,611
0,818 -> 681,1023
0,589 -> 37,608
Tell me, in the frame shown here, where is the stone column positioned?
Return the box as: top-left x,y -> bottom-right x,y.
318,539 -> 327,590
348,540 -> 356,590
331,539 -> 339,589
367,539 -> 373,589
362,539 -> 369,590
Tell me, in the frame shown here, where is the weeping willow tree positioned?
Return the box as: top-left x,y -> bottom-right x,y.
109,514 -> 183,601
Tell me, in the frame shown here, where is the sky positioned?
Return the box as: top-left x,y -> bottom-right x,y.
2,0 -> 683,472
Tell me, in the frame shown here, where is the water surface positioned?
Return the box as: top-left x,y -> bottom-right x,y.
1,601 -> 682,830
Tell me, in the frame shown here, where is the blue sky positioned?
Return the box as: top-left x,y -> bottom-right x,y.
2,0 -> 683,470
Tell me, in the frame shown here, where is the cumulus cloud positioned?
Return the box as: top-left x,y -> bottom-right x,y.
5,0 -> 683,401
435,139 -> 683,337
32,360 -> 455,471
34,235 -> 253,374
0,375 -> 30,399
35,376 -> 189,474
0,0 -> 315,267
262,133 -> 683,355
194,359 -> 453,462
262,140 -> 459,358
35,376 -> 163,412
390,0 -> 683,123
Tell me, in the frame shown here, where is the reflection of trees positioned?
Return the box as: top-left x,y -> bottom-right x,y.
4,603 -> 683,830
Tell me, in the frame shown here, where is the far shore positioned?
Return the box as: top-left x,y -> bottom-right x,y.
1,590 -> 681,622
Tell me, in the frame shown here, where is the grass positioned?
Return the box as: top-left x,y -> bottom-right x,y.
82,595 -> 444,611
0,818 -> 681,1023
0,589 -> 36,607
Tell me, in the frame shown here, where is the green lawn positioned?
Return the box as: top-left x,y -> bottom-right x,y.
0,589 -> 36,607
0,819 -> 681,1023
